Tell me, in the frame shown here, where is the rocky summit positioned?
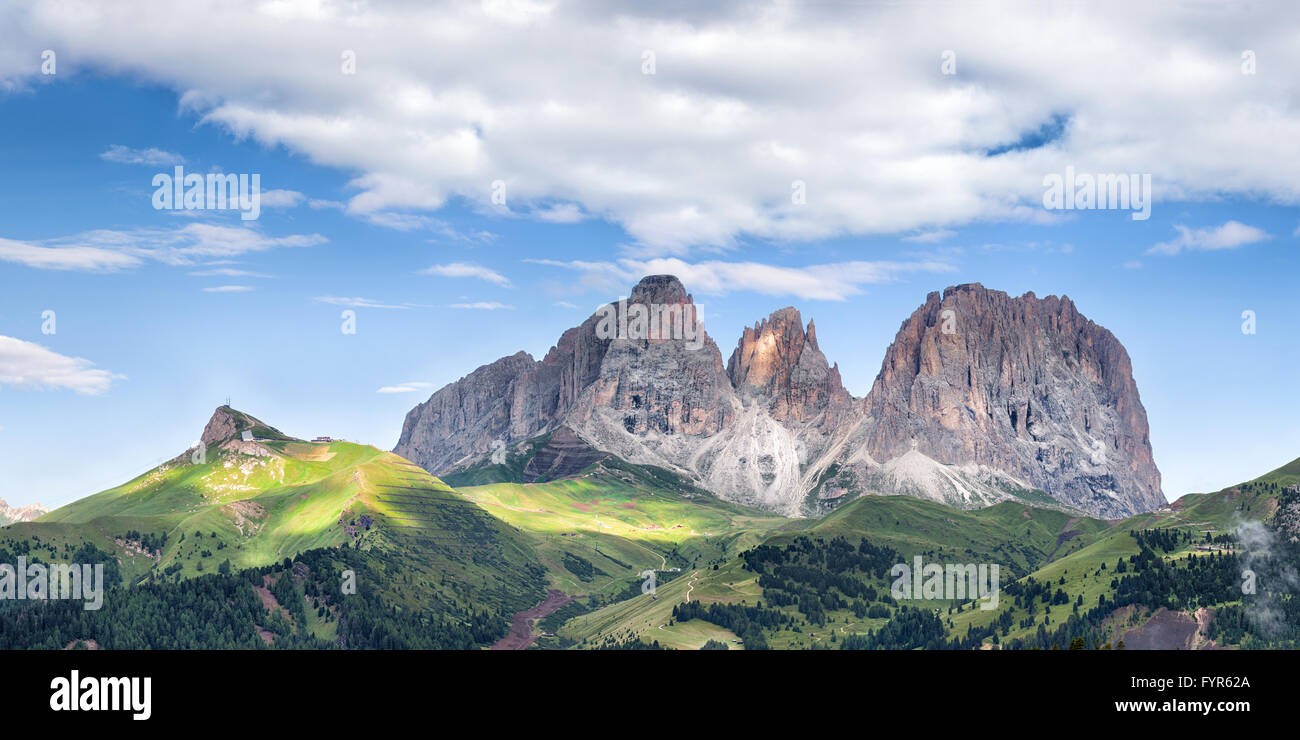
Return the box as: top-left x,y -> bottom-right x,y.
859,284 -> 1163,518
395,276 -> 1164,518
727,307 -> 856,428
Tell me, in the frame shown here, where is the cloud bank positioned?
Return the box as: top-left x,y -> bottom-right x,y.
1,1 -> 1295,253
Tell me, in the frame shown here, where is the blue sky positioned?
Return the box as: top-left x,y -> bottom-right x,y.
1,2 -> 1298,508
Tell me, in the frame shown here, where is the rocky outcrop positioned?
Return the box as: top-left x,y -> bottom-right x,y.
859,284 -> 1163,518
395,276 -> 1164,518
201,406 -> 243,447
200,405 -> 289,447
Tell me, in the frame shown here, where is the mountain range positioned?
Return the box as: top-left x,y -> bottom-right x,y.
13,273 -> 1293,653
395,276 -> 1164,519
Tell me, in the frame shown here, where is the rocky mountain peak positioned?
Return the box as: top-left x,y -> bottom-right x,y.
728,307 -> 807,391
199,406 -> 289,447
727,306 -> 851,424
863,282 -> 1163,517
201,406 -> 243,446
627,274 -> 690,306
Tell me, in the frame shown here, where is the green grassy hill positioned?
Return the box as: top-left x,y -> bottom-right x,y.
811,495 -> 1108,576
1,408 -> 551,641
548,494 -> 1107,649
943,455 -> 1300,648
460,467 -> 791,576
1161,454 -> 1300,529
11,435 -> 438,581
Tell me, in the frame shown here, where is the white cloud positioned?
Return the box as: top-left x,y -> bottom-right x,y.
362,212 -> 439,231
1147,221 -> 1270,256
0,224 -> 325,272
376,382 -> 433,394
187,267 -> 272,278
203,285 -> 253,292
448,301 -> 514,310
260,189 -> 306,208
902,230 -> 956,244
0,336 -> 122,395
313,296 -> 408,309
99,144 -> 184,166
2,3 -> 1295,253
528,257 -> 954,301
428,223 -> 498,244
131,224 -> 326,264
1123,260 -> 1143,269
347,211 -> 498,240
0,238 -> 142,272
421,262 -> 511,287
532,203 -> 585,224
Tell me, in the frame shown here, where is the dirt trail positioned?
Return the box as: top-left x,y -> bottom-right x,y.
491,589 -> 575,650
684,571 -> 699,602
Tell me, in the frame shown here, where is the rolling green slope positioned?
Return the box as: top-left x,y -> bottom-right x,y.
811,496 -> 1108,575
442,429 -> 797,595
551,493 -> 1109,648
460,467 -> 791,569
1162,453 -> 1300,529
551,458 -> 1300,650
2,408 -> 547,605
0,407 -> 558,648
10,438 -> 393,580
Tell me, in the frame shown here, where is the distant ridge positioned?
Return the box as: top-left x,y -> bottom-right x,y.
0,498 -> 47,525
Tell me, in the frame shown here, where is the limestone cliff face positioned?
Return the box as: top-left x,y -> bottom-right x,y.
395,277 -> 1164,518
860,284 -> 1163,518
